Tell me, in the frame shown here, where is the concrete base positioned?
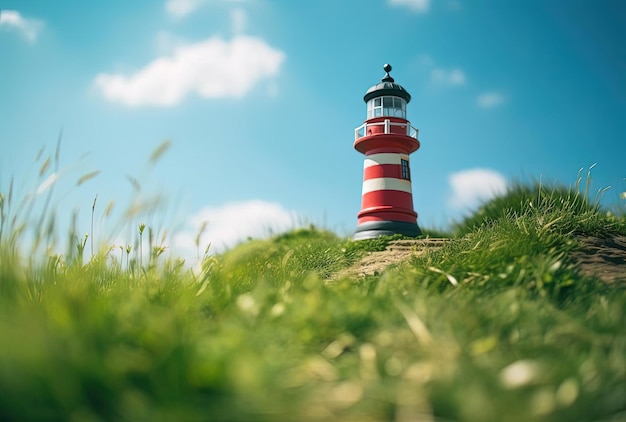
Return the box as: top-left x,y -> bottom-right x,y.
353,220 -> 421,240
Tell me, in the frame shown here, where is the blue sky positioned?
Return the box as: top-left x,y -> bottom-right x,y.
1,0 -> 625,259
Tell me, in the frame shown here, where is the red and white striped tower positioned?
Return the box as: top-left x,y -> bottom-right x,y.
353,64 -> 422,240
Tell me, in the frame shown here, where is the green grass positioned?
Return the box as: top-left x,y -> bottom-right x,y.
0,174 -> 625,421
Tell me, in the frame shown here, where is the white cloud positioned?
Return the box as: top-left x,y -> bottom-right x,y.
231,8 -> 247,34
94,35 -> 285,106
173,200 -> 299,257
165,0 -> 250,18
431,67 -> 466,86
448,168 -> 508,210
477,91 -> 506,108
0,10 -> 43,43
165,0 -> 208,18
388,0 -> 431,13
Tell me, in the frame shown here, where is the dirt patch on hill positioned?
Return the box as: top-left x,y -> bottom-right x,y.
334,237 -> 626,284
333,239 -> 449,280
571,235 -> 626,284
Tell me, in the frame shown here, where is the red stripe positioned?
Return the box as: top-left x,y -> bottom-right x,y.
360,190 -> 414,210
363,164 -> 401,179
358,188 -> 417,223
358,212 -> 417,224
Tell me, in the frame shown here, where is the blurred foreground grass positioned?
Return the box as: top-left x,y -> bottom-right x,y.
0,173 -> 625,421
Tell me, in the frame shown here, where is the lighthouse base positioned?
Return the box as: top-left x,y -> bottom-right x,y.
353,220 -> 421,241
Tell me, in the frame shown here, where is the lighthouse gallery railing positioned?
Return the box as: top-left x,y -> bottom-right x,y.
354,119 -> 419,141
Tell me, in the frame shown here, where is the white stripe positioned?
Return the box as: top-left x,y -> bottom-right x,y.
364,153 -> 409,168
362,178 -> 412,194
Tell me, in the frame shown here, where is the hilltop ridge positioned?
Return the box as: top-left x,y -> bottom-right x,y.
334,236 -> 626,284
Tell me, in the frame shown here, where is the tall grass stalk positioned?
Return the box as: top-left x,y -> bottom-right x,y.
138,223 -> 146,274
90,194 -> 97,258
455,167 -> 623,237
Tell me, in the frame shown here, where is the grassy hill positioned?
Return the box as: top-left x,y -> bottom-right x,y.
0,182 -> 625,421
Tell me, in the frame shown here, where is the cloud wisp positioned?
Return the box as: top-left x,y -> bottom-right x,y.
416,54 -> 467,87
94,35 -> 285,107
165,0 -> 250,19
477,92 -> 506,108
431,67 -> 466,86
231,8 -> 247,34
448,168 -> 508,211
173,200 -> 299,258
388,0 -> 431,13
0,10 -> 43,43
165,0 -> 208,18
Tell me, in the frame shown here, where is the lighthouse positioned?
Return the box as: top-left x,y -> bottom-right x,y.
353,64 -> 422,240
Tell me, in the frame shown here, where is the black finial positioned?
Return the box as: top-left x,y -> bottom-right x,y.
382,63 -> 394,82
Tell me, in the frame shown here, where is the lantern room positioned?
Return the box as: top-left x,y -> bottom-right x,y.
366,96 -> 407,119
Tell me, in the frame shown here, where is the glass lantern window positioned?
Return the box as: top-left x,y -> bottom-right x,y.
367,96 -> 406,119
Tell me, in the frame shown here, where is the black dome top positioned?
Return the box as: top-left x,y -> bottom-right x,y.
363,64 -> 411,103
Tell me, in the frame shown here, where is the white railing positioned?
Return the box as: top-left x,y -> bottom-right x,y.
354,119 -> 419,141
